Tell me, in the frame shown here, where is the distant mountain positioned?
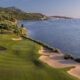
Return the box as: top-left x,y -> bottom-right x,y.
48,16 -> 72,20
7,6 -> 22,12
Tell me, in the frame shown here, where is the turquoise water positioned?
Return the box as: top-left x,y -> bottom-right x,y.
18,19 -> 80,57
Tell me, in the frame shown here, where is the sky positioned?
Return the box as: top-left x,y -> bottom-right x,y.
0,0 -> 80,18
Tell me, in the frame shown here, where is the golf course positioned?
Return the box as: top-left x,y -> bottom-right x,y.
0,34 -> 79,80
0,6 -> 80,80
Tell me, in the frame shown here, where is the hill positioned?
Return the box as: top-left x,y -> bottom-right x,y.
0,7 -> 47,22
0,20 -> 27,36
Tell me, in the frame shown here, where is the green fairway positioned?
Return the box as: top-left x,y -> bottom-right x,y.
0,34 -> 79,80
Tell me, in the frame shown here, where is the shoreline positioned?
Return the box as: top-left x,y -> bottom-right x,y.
39,47 -> 80,79
18,20 -> 80,79
12,25 -> 80,79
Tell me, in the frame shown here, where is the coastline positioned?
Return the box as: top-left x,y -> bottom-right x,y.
39,47 -> 80,79
18,20 -> 80,79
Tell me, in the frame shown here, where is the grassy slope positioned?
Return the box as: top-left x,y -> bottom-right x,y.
0,34 -> 80,80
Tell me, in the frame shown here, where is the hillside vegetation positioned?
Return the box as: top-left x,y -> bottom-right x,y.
0,20 -> 27,36
0,7 -> 47,22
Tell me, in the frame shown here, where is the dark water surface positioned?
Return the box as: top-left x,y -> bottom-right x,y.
18,19 -> 80,57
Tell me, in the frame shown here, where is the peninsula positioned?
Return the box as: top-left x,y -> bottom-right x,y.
48,16 -> 72,20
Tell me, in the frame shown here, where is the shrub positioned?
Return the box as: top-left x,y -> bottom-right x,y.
54,49 -> 62,54
64,54 -> 75,60
0,20 -> 28,36
32,59 -> 43,67
21,36 -> 55,52
75,58 -> 80,63
0,20 -> 18,30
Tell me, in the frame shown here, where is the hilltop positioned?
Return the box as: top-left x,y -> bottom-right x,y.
7,6 -> 23,12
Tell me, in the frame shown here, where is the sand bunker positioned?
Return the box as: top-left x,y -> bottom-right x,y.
39,47 -> 80,79
12,38 -> 23,40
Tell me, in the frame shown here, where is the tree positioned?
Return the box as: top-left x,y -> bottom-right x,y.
21,24 -> 24,28
20,24 -> 27,36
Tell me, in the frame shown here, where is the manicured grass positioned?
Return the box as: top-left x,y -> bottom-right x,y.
0,34 -> 80,80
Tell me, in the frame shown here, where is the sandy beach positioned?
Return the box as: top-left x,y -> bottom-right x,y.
12,38 -> 23,40
39,47 -> 80,79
